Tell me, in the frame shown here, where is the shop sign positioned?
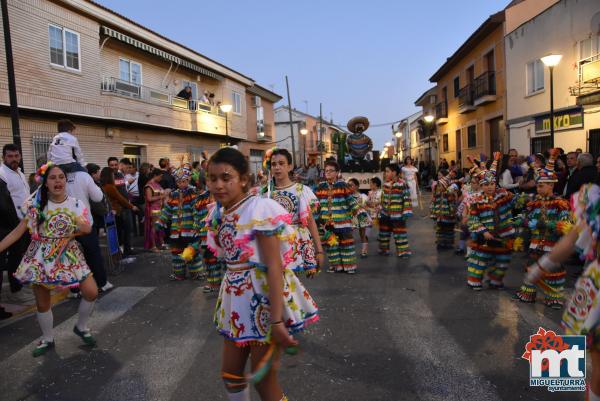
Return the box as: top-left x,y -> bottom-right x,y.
534,107 -> 583,134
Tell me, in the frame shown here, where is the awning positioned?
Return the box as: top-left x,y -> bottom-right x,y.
102,26 -> 223,81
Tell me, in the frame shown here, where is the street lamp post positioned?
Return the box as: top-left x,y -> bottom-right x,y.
219,104 -> 232,146
300,126 -> 308,166
541,54 -> 562,149
424,114 -> 435,166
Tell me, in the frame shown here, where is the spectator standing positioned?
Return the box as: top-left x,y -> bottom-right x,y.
138,162 -> 151,194
143,168 -> 167,251
306,160 -> 319,189
0,144 -> 29,293
565,152 -> 598,199
562,152 -> 578,197
0,177 -> 19,318
159,158 -> 176,191
500,155 -> 520,191
66,161 -> 112,292
108,157 -> 137,257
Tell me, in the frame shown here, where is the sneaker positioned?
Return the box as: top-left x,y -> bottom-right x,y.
169,274 -> 186,281
67,291 -> 82,299
202,285 -> 213,293
73,326 -> 96,346
121,257 -> 136,264
346,270 -> 356,274
327,268 -> 336,273
360,252 -> 368,258
32,339 -> 55,357
100,282 -> 114,292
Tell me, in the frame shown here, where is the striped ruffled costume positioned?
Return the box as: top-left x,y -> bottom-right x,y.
378,179 -> 413,257
195,191 -> 225,290
433,176 -> 458,249
315,180 -> 359,273
156,185 -> 205,279
467,188 -> 515,289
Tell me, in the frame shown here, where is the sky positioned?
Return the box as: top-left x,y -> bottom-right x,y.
97,0 -> 509,150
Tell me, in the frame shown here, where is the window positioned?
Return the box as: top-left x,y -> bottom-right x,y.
249,149 -> 264,176
32,134 -> 54,168
232,91 -> 242,114
467,125 -> 476,148
580,35 -> 600,61
48,25 -> 80,71
256,106 -> 264,133
442,133 -> 449,152
453,76 -> 460,98
119,58 -> 142,85
526,59 -> 544,95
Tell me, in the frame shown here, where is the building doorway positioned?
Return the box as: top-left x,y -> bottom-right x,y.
589,129 -> 600,157
531,136 -> 552,154
123,145 -> 145,170
249,149 -> 264,177
455,128 -> 462,164
488,117 -> 504,154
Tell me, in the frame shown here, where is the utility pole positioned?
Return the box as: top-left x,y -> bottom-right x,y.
285,76 -> 297,167
1,0 -> 22,169
319,103 -> 323,167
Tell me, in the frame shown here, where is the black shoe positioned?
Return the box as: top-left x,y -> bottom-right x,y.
0,307 -> 12,320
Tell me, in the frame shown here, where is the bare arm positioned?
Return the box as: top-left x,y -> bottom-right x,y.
0,219 -> 28,253
306,212 -> 324,273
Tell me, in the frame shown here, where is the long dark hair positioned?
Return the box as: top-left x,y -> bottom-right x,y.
100,167 -> 115,186
36,164 -> 67,226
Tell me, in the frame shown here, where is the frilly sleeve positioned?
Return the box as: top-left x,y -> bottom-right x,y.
298,185 -> 319,226
572,184 -> 600,261
246,198 -> 293,236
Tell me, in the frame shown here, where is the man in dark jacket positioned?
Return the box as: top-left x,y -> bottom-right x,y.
565,152 -> 598,199
0,178 -> 20,319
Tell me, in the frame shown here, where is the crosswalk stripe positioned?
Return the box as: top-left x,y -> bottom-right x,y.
0,286 -> 155,395
97,287 -> 214,401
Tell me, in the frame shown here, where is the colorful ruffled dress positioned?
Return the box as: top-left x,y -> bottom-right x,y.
15,196 -> 92,288
366,188 -> 382,225
351,192 -> 372,229
562,184 -> 600,350
206,195 -> 319,346
264,183 -> 320,275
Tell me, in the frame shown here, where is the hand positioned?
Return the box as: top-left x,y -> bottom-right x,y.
271,323 -> 298,348
483,231 -> 495,241
132,206 -> 139,212
75,215 -> 88,232
316,251 -> 325,268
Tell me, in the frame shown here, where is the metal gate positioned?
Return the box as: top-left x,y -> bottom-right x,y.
530,136 -> 553,155
32,134 -> 54,168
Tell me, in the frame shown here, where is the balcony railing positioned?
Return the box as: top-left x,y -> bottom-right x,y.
473,70 -> 496,100
458,84 -> 474,108
101,77 -> 223,116
435,101 -> 448,119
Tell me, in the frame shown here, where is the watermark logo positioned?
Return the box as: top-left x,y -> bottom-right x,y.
522,327 -> 586,392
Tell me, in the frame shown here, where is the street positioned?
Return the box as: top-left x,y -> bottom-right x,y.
0,213 -> 578,401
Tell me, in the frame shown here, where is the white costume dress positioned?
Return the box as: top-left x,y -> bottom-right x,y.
402,165 -> 419,208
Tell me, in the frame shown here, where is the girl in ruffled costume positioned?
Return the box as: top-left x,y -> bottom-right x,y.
347,177 -> 373,258
514,149 -> 572,308
455,157 -> 482,255
432,172 -> 458,250
156,161 -> 205,281
261,147 -> 324,276
366,177 -> 382,227
401,156 -> 419,208
0,163 -> 98,357
524,184 -> 600,401
205,147 -> 318,401
378,164 -> 413,257
466,152 -> 515,290
315,160 -> 359,273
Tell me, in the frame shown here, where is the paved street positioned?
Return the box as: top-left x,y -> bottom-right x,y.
0,212 -> 580,401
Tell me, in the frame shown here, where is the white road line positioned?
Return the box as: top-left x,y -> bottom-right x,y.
0,286 -> 155,394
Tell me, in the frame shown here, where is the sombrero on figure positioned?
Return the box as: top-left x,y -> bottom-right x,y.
347,116 -> 370,133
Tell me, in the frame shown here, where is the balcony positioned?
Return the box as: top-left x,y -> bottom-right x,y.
458,84 -> 476,113
435,101 -> 448,125
101,77 -> 223,116
257,122 -> 273,142
570,57 -> 600,105
473,71 -> 497,106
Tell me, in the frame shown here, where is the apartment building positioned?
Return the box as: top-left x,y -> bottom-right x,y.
274,106 -> 342,167
0,0 -> 280,172
393,111 -> 422,163
413,87 -> 437,164
429,11 -> 506,167
506,0 -> 600,155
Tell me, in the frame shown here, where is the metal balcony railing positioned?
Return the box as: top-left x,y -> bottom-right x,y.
458,84 -> 474,108
101,77 -> 222,116
473,70 -> 496,100
435,100 -> 448,118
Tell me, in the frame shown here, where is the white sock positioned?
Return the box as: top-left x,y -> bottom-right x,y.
590,389 -> 600,401
36,310 -> 54,342
226,387 -> 250,401
76,299 -> 96,331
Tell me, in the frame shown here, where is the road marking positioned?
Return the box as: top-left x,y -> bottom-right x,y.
0,286 -> 155,394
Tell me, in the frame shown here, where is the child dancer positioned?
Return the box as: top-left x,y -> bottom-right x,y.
433,172 -> 458,250
466,152 -> 515,290
366,177 -> 382,227
156,162 -> 204,281
378,164 -> 413,257
205,147 -> 318,401
315,160 -> 359,273
455,158 -> 482,255
194,189 -> 223,293
0,163 -> 98,356
514,150 -> 572,308
263,147 -> 324,276
347,178 -> 372,257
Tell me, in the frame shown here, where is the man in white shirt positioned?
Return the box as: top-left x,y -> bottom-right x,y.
0,144 -> 30,293
47,119 -> 87,173
66,169 -> 113,292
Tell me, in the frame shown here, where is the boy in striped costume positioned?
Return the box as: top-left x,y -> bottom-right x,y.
156,162 -> 204,280
315,160 -> 359,274
514,149 -> 572,308
433,172 -> 458,250
467,152 -> 515,290
378,164 -> 413,257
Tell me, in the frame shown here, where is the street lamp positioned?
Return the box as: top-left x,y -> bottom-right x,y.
219,103 -> 232,145
422,114 -> 435,166
300,127 -> 308,166
541,54 -> 562,148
